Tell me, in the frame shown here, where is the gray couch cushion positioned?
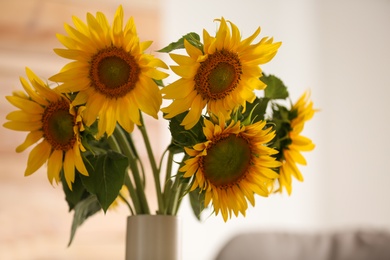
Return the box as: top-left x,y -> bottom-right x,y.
215,230 -> 390,260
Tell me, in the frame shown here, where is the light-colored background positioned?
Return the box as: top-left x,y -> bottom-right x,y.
1,0 -> 390,259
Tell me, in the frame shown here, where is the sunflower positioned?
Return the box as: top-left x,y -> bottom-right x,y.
49,5 -> 168,138
161,17 -> 281,130
180,115 -> 281,221
3,68 -> 88,189
277,91 -> 316,195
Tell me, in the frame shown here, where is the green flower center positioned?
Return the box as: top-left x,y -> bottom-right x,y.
42,100 -> 76,151
90,47 -> 140,98
194,50 -> 242,100
99,56 -> 130,89
202,134 -> 251,187
208,62 -> 236,93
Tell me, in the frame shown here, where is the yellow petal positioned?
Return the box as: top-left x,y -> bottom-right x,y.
73,144 -> 88,176
99,99 -> 117,137
161,78 -> 194,99
124,95 -> 141,126
184,39 -> 202,59
132,76 -> 162,118
170,53 -> 194,66
72,91 -> 89,106
25,140 -> 51,176
19,76 -> 48,106
170,65 -> 197,79
3,120 -> 42,132
65,22 -> 96,49
286,149 -> 307,165
284,153 -> 304,182
142,67 -> 169,81
83,92 -> 102,126
6,110 -> 41,122
181,94 -> 205,129
47,149 -> 63,185
140,40 -> 153,52
16,131 -> 43,152
238,27 -> 261,50
63,149 -> 76,190
6,95 -> 44,113
53,48 -> 91,61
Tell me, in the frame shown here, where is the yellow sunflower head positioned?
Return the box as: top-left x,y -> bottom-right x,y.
3,68 -> 88,189
161,17 -> 281,130
49,5 -> 168,138
180,115 -> 281,221
276,91 -> 316,195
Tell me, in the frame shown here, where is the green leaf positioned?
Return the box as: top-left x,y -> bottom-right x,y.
158,32 -> 201,53
243,97 -> 270,123
61,171 -> 89,211
268,103 -> 292,155
80,151 -> 128,212
262,74 -> 289,100
68,195 -> 101,246
168,111 -> 205,152
189,188 -> 206,221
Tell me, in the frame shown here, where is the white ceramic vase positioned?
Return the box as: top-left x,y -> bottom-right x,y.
125,215 -> 182,260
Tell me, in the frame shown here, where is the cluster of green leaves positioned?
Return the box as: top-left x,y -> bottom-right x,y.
166,111 -> 207,220
240,74 -> 289,124
61,126 -> 129,245
61,31 -> 298,242
63,33 -> 208,243
251,74 -> 297,163
158,32 -> 209,219
159,31 -> 296,219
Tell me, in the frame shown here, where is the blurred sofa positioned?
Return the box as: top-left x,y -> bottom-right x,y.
215,229 -> 390,260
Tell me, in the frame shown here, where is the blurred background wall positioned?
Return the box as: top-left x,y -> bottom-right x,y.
1,0 -> 390,259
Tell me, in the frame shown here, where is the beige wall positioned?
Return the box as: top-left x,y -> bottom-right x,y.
161,0 -> 390,259
0,1 -> 162,259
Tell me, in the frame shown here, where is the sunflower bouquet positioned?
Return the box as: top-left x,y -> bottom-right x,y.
3,5 -> 315,244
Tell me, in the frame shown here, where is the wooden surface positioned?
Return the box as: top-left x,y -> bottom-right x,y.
0,0 -> 163,259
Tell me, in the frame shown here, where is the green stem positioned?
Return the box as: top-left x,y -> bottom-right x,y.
173,181 -> 192,215
107,133 -> 121,153
168,173 -> 187,215
124,133 -> 147,187
119,193 -> 134,215
171,154 -> 191,215
138,114 -> 164,214
107,133 -> 141,214
124,172 -> 142,214
113,125 -> 150,214
164,150 -> 174,186
161,149 -> 175,215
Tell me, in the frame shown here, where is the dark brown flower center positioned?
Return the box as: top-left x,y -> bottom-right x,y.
194,50 -> 242,100
201,134 -> 251,188
89,47 -> 140,98
42,99 -> 76,151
